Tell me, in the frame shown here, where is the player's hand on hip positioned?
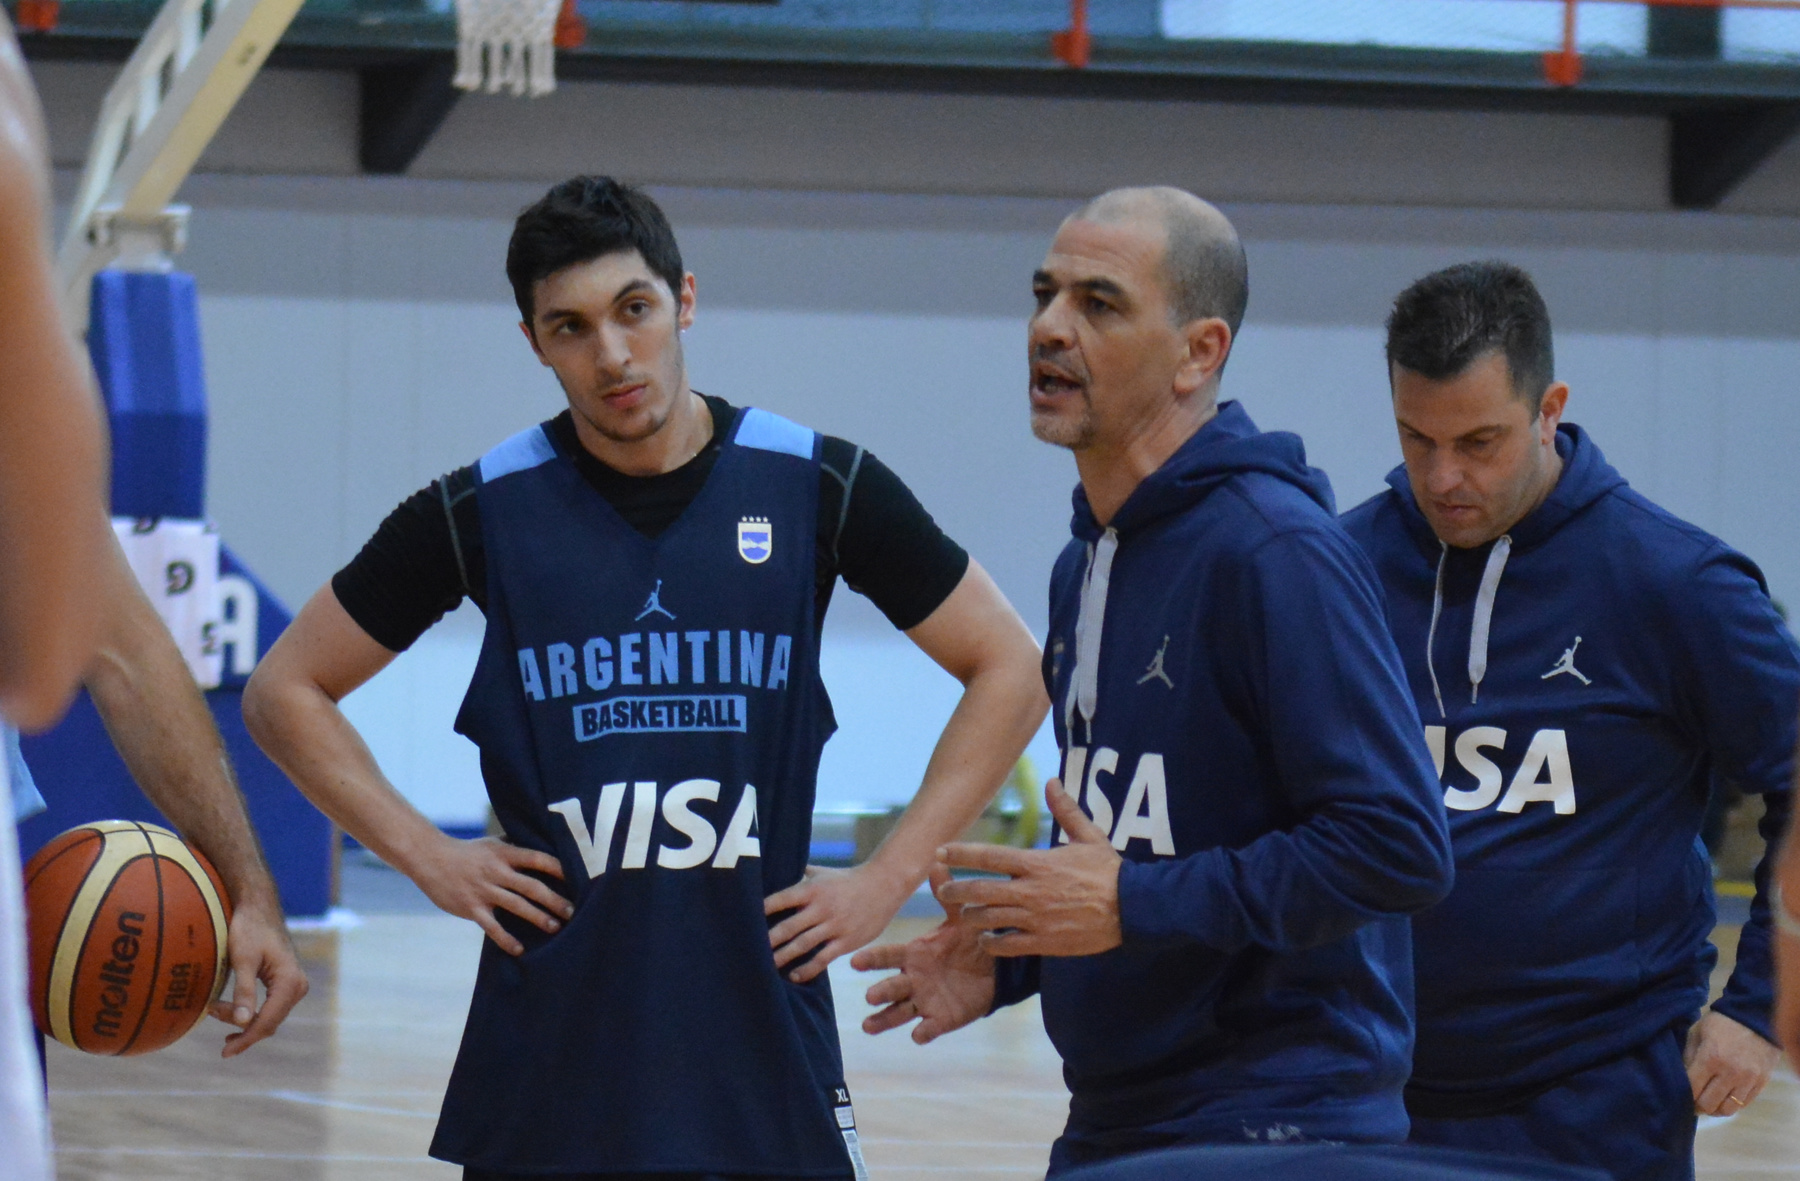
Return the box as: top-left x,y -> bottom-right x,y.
208,892 -> 309,1057
765,862 -> 913,984
1684,1010 -> 1780,1116
853,865 -> 995,1044
410,834 -> 572,956
935,778 -> 1123,958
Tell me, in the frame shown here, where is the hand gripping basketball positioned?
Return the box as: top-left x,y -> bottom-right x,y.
24,820 -> 232,1055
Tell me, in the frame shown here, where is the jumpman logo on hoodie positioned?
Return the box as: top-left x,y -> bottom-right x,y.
1137,635 -> 1174,689
1541,636 -> 1591,685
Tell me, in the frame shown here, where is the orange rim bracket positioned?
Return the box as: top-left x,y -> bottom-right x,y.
15,0 -> 60,32
1542,0 -> 1583,86
1052,0 -> 1089,68
553,0 -> 585,52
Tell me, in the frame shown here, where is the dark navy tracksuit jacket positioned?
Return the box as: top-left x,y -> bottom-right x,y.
1341,425 -> 1797,1176
997,403 -> 1455,1171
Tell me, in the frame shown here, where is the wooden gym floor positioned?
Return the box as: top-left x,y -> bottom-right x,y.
42,864 -> 1800,1180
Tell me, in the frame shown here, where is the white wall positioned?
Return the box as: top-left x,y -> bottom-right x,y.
169,178 -> 1800,825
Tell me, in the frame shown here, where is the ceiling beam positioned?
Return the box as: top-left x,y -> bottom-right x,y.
359,54 -> 460,175
1670,102 -> 1800,209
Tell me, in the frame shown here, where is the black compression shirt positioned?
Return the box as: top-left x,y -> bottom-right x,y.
332,395 -> 970,652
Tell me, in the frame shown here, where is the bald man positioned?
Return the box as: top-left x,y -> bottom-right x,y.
856,189 -> 1454,1172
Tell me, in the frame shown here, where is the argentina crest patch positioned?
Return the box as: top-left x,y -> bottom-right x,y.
737,516 -> 772,564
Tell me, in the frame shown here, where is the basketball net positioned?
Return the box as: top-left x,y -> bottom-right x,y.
453,0 -> 584,96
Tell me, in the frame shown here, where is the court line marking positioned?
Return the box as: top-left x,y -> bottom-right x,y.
54,1148 -> 443,1162
269,1089 -> 440,1118
834,1169 -> 1039,1175
856,1087 -> 1065,1094
53,1149 -> 1037,1174
860,1137 -> 1046,1148
52,1087 -> 443,1098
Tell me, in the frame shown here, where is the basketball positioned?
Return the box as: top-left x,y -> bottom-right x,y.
23,820 -> 232,1056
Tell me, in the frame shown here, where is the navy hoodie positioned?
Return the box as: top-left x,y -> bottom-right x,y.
1341,424 -> 1797,1112
998,402 -> 1454,1167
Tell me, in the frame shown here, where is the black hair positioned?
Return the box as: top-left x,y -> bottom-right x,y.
1385,261 -> 1554,412
506,176 -> 684,325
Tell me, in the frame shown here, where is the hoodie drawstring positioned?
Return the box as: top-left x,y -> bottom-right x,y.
1065,527 -> 1119,740
1467,534 -> 1511,704
1426,542 -> 1448,720
1424,533 -> 1513,714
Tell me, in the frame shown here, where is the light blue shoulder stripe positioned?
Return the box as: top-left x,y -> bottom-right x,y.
478,425 -> 557,483
734,408 -> 815,460
6,725 -> 44,823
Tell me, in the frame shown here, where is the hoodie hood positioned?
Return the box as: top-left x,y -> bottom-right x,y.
1379,423 -> 1628,716
1071,401 -> 1335,544
1384,422 -> 1626,557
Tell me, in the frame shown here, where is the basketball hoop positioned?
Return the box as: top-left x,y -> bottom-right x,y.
454,0 -> 584,96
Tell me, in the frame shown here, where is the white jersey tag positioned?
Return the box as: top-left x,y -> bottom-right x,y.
113,517 -> 222,689
834,1103 -> 869,1181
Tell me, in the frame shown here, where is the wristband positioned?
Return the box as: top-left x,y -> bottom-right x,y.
1775,883 -> 1800,941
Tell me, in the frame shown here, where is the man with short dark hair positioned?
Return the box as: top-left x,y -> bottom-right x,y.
1341,260 -> 1797,1181
244,176 -> 1049,1178
856,187 -> 1454,1173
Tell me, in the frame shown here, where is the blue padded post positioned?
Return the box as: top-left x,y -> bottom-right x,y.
87,270 -> 209,519
19,548 -> 334,917
19,271 -> 336,917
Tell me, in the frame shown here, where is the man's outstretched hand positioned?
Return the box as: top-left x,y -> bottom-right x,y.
936,777 -> 1123,958
853,866 -> 995,1045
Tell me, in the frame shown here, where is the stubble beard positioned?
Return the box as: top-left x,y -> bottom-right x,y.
1030,398 -> 1097,451
580,394 -> 672,445
565,342 -> 686,447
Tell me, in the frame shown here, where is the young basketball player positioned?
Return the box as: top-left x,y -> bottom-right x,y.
0,13 -> 113,1178
1341,262 -> 1796,1181
244,176 -> 1048,1178
856,188 -> 1454,1174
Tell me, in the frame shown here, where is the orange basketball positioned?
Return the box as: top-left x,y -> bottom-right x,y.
23,820 -> 232,1055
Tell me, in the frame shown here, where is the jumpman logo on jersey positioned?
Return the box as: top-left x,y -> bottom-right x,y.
1541,636 -> 1591,685
1137,635 -> 1174,689
635,579 -> 676,622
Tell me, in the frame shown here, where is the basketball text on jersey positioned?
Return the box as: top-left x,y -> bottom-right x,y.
572,695 -> 745,740
1423,725 -> 1576,814
518,628 -> 795,739
548,780 -> 761,878
1053,746 -> 1176,855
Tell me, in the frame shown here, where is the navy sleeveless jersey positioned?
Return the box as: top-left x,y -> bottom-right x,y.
429,407 -> 859,1177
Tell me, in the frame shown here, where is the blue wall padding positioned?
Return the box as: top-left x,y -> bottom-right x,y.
87,270 -> 209,520
19,546 -> 335,918
22,268 -> 335,917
